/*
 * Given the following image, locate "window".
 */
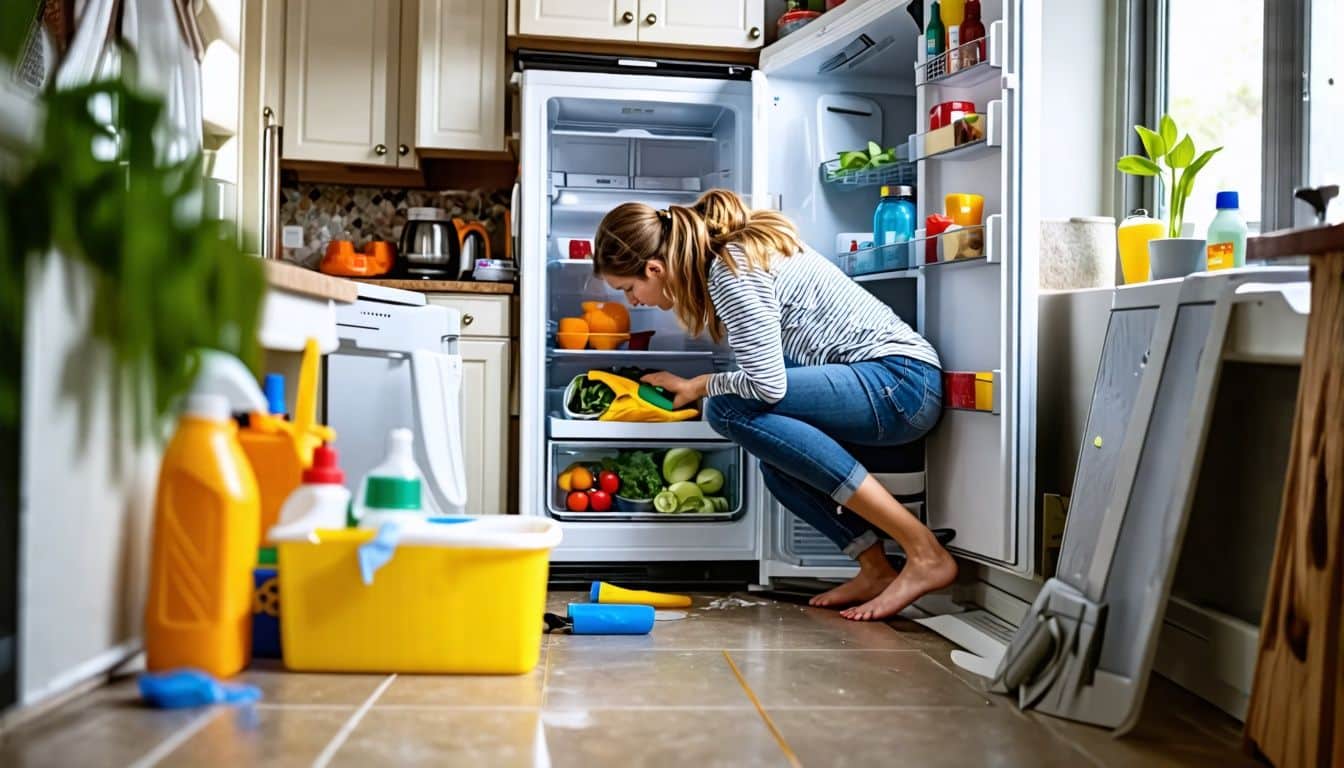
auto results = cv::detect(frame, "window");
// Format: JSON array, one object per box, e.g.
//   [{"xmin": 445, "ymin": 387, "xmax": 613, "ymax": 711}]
[
  {"xmin": 1309, "ymin": 0, "xmax": 1342, "ymax": 222},
  {"xmin": 1164, "ymin": 0, "xmax": 1264, "ymax": 232}
]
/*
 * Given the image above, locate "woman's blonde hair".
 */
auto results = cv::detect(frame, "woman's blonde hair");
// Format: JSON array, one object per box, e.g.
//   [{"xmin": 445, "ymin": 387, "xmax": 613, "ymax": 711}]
[{"xmin": 593, "ymin": 189, "xmax": 802, "ymax": 341}]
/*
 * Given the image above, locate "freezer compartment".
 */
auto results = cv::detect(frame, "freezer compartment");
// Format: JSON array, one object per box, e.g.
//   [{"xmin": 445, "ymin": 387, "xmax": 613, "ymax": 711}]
[{"xmin": 547, "ymin": 441, "xmax": 744, "ymax": 522}]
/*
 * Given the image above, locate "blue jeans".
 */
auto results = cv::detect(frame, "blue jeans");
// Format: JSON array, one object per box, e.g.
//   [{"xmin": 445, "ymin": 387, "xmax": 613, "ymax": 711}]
[{"xmin": 704, "ymin": 356, "xmax": 943, "ymax": 559}]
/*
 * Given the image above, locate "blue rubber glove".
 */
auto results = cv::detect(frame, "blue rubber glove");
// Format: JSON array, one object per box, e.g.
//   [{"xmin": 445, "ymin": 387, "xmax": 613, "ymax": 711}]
[
  {"xmin": 357, "ymin": 521, "xmax": 402, "ymax": 585},
  {"xmin": 138, "ymin": 669, "xmax": 261, "ymax": 709}
]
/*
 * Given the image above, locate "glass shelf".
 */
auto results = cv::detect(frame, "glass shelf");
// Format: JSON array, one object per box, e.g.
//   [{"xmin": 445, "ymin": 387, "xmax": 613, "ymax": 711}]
[{"xmin": 918, "ymin": 138, "xmax": 995, "ymax": 163}]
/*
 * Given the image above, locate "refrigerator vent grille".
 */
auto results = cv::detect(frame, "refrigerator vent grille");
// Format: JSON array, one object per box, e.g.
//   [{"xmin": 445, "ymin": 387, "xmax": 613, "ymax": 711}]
[{"xmin": 786, "ymin": 516, "xmax": 849, "ymax": 564}]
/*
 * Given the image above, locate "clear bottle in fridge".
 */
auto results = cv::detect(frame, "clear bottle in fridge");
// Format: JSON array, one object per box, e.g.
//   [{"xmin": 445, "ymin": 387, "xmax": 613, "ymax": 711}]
[{"xmin": 874, "ymin": 185, "xmax": 917, "ymax": 270}]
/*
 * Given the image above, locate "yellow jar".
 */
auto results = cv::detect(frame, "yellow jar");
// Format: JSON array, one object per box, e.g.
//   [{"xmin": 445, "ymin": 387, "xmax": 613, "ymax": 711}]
[{"xmin": 1117, "ymin": 209, "xmax": 1165, "ymax": 285}]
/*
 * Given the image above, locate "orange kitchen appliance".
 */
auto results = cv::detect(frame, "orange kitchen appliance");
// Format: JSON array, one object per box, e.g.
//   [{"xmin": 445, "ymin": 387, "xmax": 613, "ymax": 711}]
[{"xmin": 320, "ymin": 239, "xmax": 395, "ymax": 277}]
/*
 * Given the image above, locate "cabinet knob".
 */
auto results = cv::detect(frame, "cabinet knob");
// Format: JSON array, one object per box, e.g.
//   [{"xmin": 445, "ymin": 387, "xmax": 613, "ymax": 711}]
[
  {"xmin": 374, "ymin": 143, "xmax": 388, "ymax": 156},
  {"xmin": 621, "ymin": 10, "xmax": 634, "ymax": 23},
  {"xmin": 645, "ymin": 12, "xmax": 657, "ymax": 24},
  {"xmin": 398, "ymin": 144, "xmax": 410, "ymax": 156},
  {"xmin": 749, "ymin": 26, "xmax": 761, "ymax": 39},
  {"xmin": 463, "ymin": 313, "xmax": 475, "ymax": 327}
]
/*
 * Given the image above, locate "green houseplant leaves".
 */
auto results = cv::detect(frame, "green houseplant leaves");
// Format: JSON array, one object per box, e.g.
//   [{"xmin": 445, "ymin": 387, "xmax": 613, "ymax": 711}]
[
  {"xmin": 0, "ymin": 71, "xmax": 265, "ymax": 439},
  {"xmin": 1116, "ymin": 114, "xmax": 1222, "ymax": 238}
]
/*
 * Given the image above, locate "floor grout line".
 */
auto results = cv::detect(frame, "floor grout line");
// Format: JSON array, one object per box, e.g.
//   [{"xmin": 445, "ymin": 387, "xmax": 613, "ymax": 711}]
[
  {"xmin": 721, "ymin": 651, "xmax": 803, "ymax": 768},
  {"xmin": 127, "ymin": 706, "xmax": 223, "ymax": 768},
  {"xmin": 311, "ymin": 674, "xmax": 397, "ymax": 768}
]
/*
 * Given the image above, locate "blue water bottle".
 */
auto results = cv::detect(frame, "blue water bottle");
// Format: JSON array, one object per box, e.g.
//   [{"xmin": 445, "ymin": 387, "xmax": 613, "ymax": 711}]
[{"xmin": 874, "ymin": 185, "xmax": 917, "ymax": 269}]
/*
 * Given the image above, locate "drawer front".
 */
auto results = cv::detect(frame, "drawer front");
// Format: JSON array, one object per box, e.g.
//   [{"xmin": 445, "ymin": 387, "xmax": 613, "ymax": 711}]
[{"xmin": 427, "ymin": 294, "xmax": 511, "ymax": 337}]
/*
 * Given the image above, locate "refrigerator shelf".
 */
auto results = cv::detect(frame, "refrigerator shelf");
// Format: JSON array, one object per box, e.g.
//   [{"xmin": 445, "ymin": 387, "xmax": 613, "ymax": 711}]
[
  {"xmin": 914, "ymin": 21, "xmax": 1004, "ymax": 88},
  {"xmin": 917, "ymin": 138, "xmax": 995, "ymax": 163},
  {"xmin": 548, "ymin": 348, "xmax": 718, "ymax": 361},
  {"xmin": 819, "ymin": 158, "xmax": 916, "ymax": 189},
  {"xmin": 549, "ymin": 416, "xmax": 725, "ymax": 441},
  {"xmin": 844, "ymin": 223, "xmax": 995, "ymax": 278}
]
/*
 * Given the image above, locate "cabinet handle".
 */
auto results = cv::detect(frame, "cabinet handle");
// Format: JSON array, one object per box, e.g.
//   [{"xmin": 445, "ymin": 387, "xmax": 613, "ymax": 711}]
[
  {"xmin": 621, "ymin": 10, "xmax": 634, "ymax": 23},
  {"xmin": 749, "ymin": 26, "xmax": 761, "ymax": 39},
  {"xmin": 463, "ymin": 313, "xmax": 475, "ymax": 327},
  {"xmin": 645, "ymin": 12, "xmax": 657, "ymax": 24},
  {"xmin": 398, "ymin": 144, "xmax": 410, "ymax": 156},
  {"xmin": 374, "ymin": 143, "xmax": 388, "ymax": 156}
]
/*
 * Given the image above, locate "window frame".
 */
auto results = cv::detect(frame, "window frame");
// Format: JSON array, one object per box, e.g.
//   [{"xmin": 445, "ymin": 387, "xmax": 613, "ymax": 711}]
[{"xmin": 1113, "ymin": 0, "xmax": 1313, "ymax": 232}]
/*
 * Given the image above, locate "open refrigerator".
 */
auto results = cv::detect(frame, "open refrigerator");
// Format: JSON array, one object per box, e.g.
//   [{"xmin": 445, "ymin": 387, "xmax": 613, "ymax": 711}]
[{"xmin": 518, "ymin": 0, "xmax": 1041, "ymax": 587}]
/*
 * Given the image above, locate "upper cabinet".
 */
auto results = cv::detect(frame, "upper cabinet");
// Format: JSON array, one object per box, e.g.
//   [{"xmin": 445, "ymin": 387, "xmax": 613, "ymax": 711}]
[
  {"xmin": 282, "ymin": 0, "xmax": 404, "ymax": 166},
  {"xmin": 418, "ymin": 0, "xmax": 506, "ymax": 152},
  {"xmin": 514, "ymin": 0, "xmax": 763, "ymax": 49},
  {"xmin": 517, "ymin": 0, "xmax": 639, "ymax": 42},
  {"xmin": 634, "ymin": 0, "xmax": 764, "ymax": 49}
]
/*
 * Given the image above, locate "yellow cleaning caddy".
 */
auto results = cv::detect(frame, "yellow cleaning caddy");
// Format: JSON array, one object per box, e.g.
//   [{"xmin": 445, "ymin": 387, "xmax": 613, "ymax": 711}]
[{"xmin": 273, "ymin": 516, "xmax": 562, "ymax": 674}]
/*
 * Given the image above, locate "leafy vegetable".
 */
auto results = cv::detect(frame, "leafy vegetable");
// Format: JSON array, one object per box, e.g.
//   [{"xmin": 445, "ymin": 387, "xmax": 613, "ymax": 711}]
[
  {"xmin": 569, "ymin": 375, "xmax": 615, "ymax": 415},
  {"xmin": 830, "ymin": 141, "xmax": 902, "ymax": 180},
  {"xmin": 602, "ymin": 450, "xmax": 662, "ymax": 500}
]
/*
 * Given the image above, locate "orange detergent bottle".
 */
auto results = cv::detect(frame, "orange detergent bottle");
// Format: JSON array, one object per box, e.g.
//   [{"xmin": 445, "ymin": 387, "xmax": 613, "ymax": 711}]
[{"xmin": 146, "ymin": 392, "xmax": 260, "ymax": 676}]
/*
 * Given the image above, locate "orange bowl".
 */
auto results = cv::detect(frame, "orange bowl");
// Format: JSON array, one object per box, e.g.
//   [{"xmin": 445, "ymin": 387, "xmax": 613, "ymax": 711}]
[
  {"xmin": 558, "ymin": 317, "xmax": 588, "ymax": 333},
  {"xmin": 588, "ymin": 333, "xmax": 630, "ymax": 351},
  {"xmin": 556, "ymin": 317, "xmax": 589, "ymax": 350}
]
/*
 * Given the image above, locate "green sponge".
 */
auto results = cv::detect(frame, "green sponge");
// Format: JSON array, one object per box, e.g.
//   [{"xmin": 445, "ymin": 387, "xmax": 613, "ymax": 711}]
[{"xmin": 638, "ymin": 383, "xmax": 677, "ymax": 411}]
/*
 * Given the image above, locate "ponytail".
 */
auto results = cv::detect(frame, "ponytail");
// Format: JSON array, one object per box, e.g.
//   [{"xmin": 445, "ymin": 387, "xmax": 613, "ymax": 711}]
[{"xmin": 593, "ymin": 189, "xmax": 802, "ymax": 341}]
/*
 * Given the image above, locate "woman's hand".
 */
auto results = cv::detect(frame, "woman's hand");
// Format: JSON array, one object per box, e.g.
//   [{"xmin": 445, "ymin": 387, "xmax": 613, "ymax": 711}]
[{"xmin": 641, "ymin": 372, "xmax": 710, "ymax": 409}]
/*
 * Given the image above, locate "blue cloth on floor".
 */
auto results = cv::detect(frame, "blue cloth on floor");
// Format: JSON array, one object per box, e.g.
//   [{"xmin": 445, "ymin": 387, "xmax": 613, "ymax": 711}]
[
  {"xmin": 139, "ymin": 669, "xmax": 261, "ymax": 709},
  {"xmin": 357, "ymin": 521, "xmax": 402, "ymax": 585}
]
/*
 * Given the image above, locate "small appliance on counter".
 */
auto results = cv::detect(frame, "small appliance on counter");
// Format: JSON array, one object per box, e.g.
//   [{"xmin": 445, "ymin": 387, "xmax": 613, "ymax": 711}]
[
  {"xmin": 398, "ymin": 207, "xmax": 492, "ymax": 279},
  {"xmin": 320, "ymin": 239, "xmax": 395, "ymax": 277}
]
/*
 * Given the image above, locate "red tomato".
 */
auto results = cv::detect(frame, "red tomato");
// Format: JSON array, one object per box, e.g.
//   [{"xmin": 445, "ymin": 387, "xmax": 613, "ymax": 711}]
[
  {"xmin": 588, "ymin": 489, "xmax": 613, "ymax": 511},
  {"xmin": 598, "ymin": 470, "xmax": 621, "ymax": 495},
  {"xmin": 566, "ymin": 491, "xmax": 589, "ymax": 512}
]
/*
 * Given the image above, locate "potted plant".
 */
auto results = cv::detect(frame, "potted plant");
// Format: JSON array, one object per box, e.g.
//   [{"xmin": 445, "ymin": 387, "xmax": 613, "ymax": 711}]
[{"xmin": 1116, "ymin": 115, "xmax": 1222, "ymax": 279}]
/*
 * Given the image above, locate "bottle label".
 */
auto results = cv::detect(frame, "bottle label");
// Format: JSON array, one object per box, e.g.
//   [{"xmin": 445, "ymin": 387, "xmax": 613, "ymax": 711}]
[{"xmin": 1207, "ymin": 242, "xmax": 1235, "ymax": 270}]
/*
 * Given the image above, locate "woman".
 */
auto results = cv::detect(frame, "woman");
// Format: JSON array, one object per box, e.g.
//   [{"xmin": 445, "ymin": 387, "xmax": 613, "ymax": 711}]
[{"xmin": 592, "ymin": 189, "xmax": 955, "ymax": 621}]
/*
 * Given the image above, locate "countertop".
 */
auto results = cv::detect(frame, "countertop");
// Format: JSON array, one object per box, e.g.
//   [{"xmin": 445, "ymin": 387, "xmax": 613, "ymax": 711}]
[
  {"xmin": 263, "ymin": 260, "xmax": 358, "ymax": 303},
  {"xmin": 355, "ymin": 278, "xmax": 515, "ymax": 295}
]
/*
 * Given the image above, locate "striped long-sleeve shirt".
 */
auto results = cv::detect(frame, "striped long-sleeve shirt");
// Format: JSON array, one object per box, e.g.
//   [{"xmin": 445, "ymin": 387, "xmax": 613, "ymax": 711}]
[{"xmin": 705, "ymin": 245, "xmax": 940, "ymax": 404}]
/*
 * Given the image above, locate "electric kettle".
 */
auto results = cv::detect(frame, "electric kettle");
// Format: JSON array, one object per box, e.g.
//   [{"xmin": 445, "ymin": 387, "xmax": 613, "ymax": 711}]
[{"xmin": 398, "ymin": 207, "xmax": 491, "ymax": 279}]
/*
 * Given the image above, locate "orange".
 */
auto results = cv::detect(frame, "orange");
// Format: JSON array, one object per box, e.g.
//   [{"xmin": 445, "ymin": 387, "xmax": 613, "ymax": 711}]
[
  {"xmin": 556, "ymin": 317, "xmax": 589, "ymax": 350},
  {"xmin": 601, "ymin": 302, "xmax": 630, "ymax": 333},
  {"xmin": 583, "ymin": 306, "xmax": 619, "ymax": 335},
  {"xmin": 570, "ymin": 467, "xmax": 594, "ymax": 491}
]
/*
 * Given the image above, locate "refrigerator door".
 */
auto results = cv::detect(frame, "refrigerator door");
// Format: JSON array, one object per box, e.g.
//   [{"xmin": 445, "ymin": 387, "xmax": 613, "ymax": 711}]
[
  {"xmin": 918, "ymin": 0, "xmax": 1040, "ymax": 574},
  {"xmin": 519, "ymin": 68, "xmax": 760, "ymax": 563}
]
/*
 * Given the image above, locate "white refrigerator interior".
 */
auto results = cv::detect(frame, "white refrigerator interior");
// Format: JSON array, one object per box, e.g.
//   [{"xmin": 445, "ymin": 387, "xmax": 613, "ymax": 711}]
[{"xmin": 519, "ymin": 0, "xmax": 1041, "ymax": 582}]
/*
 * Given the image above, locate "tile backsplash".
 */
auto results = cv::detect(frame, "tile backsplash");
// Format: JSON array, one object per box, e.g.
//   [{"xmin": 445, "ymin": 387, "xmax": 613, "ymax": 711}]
[{"xmin": 279, "ymin": 183, "xmax": 511, "ymax": 269}]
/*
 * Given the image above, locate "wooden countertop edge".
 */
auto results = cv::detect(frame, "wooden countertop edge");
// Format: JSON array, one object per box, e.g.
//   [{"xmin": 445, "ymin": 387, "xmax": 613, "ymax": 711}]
[
  {"xmin": 1247, "ymin": 222, "xmax": 1344, "ymax": 261},
  {"xmin": 263, "ymin": 260, "xmax": 358, "ymax": 303},
  {"xmin": 355, "ymin": 278, "xmax": 516, "ymax": 295}
]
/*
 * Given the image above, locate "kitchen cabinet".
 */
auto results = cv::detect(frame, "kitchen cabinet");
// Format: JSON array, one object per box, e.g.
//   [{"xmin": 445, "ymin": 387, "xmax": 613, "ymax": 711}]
[
  {"xmin": 635, "ymin": 0, "xmax": 764, "ymax": 49},
  {"xmin": 513, "ymin": 0, "xmax": 763, "ymax": 49},
  {"xmin": 282, "ymin": 0, "xmax": 409, "ymax": 167},
  {"xmin": 418, "ymin": 0, "xmax": 506, "ymax": 151},
  {"xmin": 427, "ymin": 294, "xmax": 513, "ymax": 516},
  {"xmin": 516, "ymin": 0, "xmax": 639, "ymax": 42}
]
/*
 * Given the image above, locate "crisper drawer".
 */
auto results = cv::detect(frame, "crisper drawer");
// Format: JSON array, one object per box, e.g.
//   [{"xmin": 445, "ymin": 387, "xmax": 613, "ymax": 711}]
[{"xmin": 547, "ymin": 441, "xmax": 745, "ymax": 523}]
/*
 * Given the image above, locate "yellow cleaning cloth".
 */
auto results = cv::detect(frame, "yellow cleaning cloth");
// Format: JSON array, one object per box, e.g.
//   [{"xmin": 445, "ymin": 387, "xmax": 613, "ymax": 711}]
[{"xmin": 586, "ymin": 370, "xmax": 700, "ymax": 423}]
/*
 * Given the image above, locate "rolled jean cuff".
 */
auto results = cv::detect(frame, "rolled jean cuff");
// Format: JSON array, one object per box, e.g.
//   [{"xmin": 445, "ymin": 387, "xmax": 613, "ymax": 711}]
[
  {"xmin": 830, "ymin": 462, "xmax": 868, "ymax": 505},
  {"xmin": 842, "ymin": 530, "xmax": 880, "ymax": 559}
]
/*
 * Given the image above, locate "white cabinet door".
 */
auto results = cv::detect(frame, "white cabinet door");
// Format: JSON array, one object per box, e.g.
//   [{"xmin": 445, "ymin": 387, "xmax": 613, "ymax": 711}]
[
  {"xmin": 459, "ymin": 338, "xmax": 511, "ymax": 515},
  {"xmin": 636, "ymin": 0, "xmax": 764, "ymax": 49},
  {"xmin": 517, "ymin": 0, "xmax": 639, "ymax": 41},
  {"xmin": 418, "ymin": 0, "xmax": 505, "ymax": 151},
  {"xmin": 282, "ymin": 0, "xmax": 401, "ymax": 165}
]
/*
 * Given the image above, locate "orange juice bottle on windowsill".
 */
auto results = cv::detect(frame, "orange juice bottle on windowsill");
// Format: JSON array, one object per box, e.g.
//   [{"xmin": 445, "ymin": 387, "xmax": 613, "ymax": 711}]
[{"xmin": 1117, "ymin": 208, "xmax": 1164, "ymax": 284}]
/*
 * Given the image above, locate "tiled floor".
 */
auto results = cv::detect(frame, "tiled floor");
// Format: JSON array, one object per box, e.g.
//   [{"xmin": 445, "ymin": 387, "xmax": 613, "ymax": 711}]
[{"xmin": 0, "ymin": 593, "xmax": 1256, "ymax": 767}]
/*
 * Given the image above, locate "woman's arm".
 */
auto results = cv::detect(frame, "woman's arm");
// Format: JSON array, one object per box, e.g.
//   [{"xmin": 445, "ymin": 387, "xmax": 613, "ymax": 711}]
[{"xmin": 703, "ymin": 261, "xmax": 788, "ymax": 404}]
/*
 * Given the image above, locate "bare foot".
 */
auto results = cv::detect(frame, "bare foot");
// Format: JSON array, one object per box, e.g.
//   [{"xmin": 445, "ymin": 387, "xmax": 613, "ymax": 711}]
[
  {"xmin": 840, "ymin": 548, "xmax": 957, "ymax": 621},
  {"xmin": 809, "ymin": 544, "xmax": 898, "ymax": 608}
]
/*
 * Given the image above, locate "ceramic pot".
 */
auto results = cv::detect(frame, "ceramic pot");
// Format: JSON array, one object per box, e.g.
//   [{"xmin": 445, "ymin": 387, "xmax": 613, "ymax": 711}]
[{"xmin": 1148, "ymin": 237, "xmax": 1206, "ymax": 280}]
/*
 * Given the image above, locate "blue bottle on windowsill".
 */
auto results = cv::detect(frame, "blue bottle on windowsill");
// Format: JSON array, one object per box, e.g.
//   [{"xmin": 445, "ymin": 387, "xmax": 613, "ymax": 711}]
[{"xmin": 874, "ymin": 185, "xmax": 917, "ymax": 270}]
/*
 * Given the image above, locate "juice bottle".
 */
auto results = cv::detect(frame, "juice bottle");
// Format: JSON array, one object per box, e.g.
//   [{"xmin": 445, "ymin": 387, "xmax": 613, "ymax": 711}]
[
  {"xmin": 1205, "ymin": 191, "xmax": 1247, "ymax": 270},
  {"xmin": 959, "ymin": 0, "xmax": 986, "ymax": 67},
  {"xmin": 145, "ymin": 393, "xmax": 260, "ymax": 677},
  {"xmin": 1117, "ymin": 208, "xmax": 1164, "ymax": 285},
  {"xmin": 941, "ymin": 0, "xmax": 966, "ymax": 73}
]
